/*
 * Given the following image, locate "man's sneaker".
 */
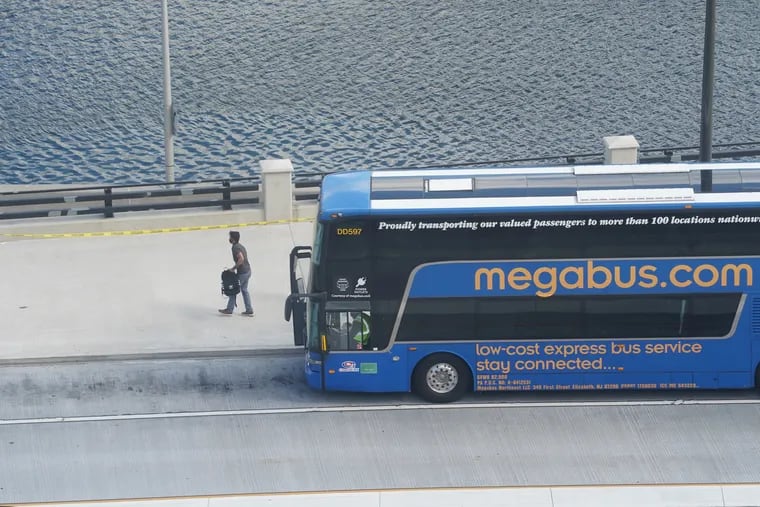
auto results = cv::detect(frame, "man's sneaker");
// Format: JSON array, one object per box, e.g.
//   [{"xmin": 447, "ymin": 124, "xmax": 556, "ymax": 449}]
[
  {"xmin": 242, "ymin": 310, "xmax": 254, "ymax": 317},
  {"xmin": 218, "ymin": 309, "xmax": 233, "ymax": 315}
]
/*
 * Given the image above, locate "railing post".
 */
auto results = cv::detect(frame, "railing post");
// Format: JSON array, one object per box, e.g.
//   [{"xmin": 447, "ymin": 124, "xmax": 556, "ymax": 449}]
[
  {"xmin": 699, "ymin": 0, "xmax": 716, "ymax": 192},
  {"xmin": 603, "ymin": 135, "xmax": 640, "ymax": 165},
  {"xmin": 260, "ymin": 159, "xmax": 294, "ymax": 221},
  {"xmin": 222, "ymin": 180, "xmax": 232, "ymax": 210},
  {"xmin": 104, "ymin": 187, "xmax": 114, "ymax": 218}
]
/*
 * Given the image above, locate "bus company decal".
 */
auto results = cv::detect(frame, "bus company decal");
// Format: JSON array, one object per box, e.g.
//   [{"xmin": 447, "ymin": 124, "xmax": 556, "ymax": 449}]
[
  {"xmin": 474, "ymin": 340, "xmax": 703, "ymax": 392},
  {"xmin": 354, "ymin": 276, "xmax": 369, "ymax": 296},
  {"xmin": 360, "ymin": 362, "xmax": 378, "ymax": 374},
  {"xmin": 376, "ymin": 212, "xmax": 760, "ymax": 234},
  {"xmin": 339, "ymin": 360, "xmax": 359, "ymax": 373},
  {"xmin": 332, "ymin": 274, "xmax": 371, "ymax": 299},
  {"xmin": 408, "ymin": 257, "xmax": 756, "ymax": 298}
]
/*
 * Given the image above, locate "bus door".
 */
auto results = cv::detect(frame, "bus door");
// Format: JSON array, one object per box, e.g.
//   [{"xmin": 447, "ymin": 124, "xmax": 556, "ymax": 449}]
[{"xmin": 287, "ymin": 246, "xmax": 312, "ymax": 346}]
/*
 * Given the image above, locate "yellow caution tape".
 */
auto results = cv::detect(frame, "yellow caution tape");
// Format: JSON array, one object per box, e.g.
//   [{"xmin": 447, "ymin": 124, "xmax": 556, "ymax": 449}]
[{"xmin": 1, "ymin": 217, "xmax": 313, "ymax": 238}]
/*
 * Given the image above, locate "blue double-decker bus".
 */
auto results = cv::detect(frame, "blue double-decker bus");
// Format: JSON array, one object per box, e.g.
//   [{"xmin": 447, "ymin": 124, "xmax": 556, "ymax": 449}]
[{"xmin": 285, "ymin": 162, "xmax": 760, "ymax": 402}]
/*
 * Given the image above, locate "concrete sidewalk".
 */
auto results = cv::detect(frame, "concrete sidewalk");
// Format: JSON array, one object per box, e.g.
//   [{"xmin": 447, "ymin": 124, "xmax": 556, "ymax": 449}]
[
  {"xmin": 19, "ymin": 484, "xmax": 760, "ymax": 507},
  {"xmin": 0, "ymin": 216, "xmax": 313, "ymax": 361}
]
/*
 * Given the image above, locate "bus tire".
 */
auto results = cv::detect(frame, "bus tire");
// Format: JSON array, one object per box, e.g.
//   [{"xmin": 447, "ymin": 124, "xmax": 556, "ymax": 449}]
[
  {"xmin": 755, "ymin": 363, "xmax": 760, "ymax": 390},
  {"xmin": 412, "ymin": 353, "xmax": 471, "ymax": 403}
]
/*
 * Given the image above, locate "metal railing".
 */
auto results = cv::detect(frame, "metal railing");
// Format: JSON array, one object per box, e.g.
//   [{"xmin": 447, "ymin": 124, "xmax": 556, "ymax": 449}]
[
  {"xmin": 2, "ymin": 141, "xmax": 758, "ymax": 221},
  {"xmin": 0, "ymin": 177, "xmax": 322, "ymax": 221}
]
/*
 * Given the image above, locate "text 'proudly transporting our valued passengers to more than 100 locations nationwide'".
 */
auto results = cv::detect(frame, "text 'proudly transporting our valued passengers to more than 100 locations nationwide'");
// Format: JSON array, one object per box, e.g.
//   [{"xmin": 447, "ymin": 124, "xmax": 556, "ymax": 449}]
[{"xmin": 376, "ymin": 213, "xmax": 760, "ymax": 232}]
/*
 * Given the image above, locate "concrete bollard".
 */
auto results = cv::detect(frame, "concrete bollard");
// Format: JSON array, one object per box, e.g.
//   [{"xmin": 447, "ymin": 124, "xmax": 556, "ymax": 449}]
[
  {"xmin": 603, "ymin": 135, "xmax": 640, "ymax": 165},
  {"xmin": 259, "ymin": 158, "xmax": 294, "ymax": 221}
]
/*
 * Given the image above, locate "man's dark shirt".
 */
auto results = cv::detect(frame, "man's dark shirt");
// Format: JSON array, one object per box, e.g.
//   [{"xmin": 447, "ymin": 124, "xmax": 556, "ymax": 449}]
[{"xmin": 231, "ymin": 243, "xmax": 251, "ymax": 274}]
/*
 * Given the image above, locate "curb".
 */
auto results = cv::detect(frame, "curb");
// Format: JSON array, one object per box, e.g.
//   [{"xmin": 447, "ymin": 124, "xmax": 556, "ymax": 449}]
[{"xmin": 0, "ymin": 347, "xmax": 302, "ymax": 367}]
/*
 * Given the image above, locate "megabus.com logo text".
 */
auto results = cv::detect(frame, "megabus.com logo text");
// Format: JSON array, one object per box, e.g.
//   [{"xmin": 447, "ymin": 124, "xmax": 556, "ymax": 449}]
[{"xmin": 474, "ymin": 260, "xmax": 753, "ymax": 298}]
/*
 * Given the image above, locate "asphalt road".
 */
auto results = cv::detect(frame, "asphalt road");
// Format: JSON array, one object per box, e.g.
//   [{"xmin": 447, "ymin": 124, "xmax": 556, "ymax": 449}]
[{"xmin": 2, "ymin": 353, "xmax": 760, "ymax": 503}]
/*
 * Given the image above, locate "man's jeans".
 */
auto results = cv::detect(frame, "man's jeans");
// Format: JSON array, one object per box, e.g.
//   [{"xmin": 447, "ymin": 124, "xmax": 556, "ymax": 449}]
[{"xmin": 226, "ymin": 270, "xmax": 252, "ymax": 313}]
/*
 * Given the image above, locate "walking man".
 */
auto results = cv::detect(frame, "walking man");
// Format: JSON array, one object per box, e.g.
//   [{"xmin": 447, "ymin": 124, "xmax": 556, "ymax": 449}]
[{"xmin": 219, "ymin": 230, "xmax": 254, "ymax": 316}]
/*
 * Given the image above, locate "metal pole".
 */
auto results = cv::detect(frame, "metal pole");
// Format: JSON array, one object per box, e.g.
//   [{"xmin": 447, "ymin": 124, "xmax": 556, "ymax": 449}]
[
  {"xmin": 161, "ymin": 0, "xmax": 176, "ymax": 183},
  {"xmin": 699, "ymin": 0, "xmax": 716, "ymax": 192}
]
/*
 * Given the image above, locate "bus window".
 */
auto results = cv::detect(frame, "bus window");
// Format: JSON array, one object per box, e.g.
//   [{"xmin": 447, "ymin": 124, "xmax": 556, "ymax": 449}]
[
  {"xmin": 366, "ymin": 298, "xmax": 396, "ymax": 350},
  {"xmin": 326, "ymin": 309, "xmax": 373, "ymax": 351},
  {"xmin": 326, "ymin": 310, "xmax": 350, "ymax": 350},
  {"xmin": 685, "ymin": 294, "xmax": 741, "ymax": 337},
  {"xmin": 307, "ymin": 299, "xmax": 322, "ymax": 351},
  {"xmin": 396, "ymin": 294, "xmax": 743, "ymax": 342},
  {"xmin": 312, "ymin": 221, "xmax": 324, "ymax": 266},
  {"xmin": 397, "ymin": 298, "xmax": 475, "ymax": 341}
]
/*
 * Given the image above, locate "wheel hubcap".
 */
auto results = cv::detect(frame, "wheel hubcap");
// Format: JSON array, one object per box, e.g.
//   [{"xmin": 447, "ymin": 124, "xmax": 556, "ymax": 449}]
[{"xmin": 426, "ymin": 362, "xmax": 459, "ymax": 394}]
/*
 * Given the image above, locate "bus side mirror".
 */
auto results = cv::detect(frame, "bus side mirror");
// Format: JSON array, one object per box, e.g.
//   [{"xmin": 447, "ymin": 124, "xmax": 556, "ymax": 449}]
[
  {"xmin": 284, "ymin": 294, "xmax": 300, "ymax": 321},
  {"xmin": 285, "ymin": 294, "xmax": 300, "ymax": 322},
  {"xmin": 284, "ymin": 292, "xmax": 325, "ymax": 321},
  {"xmin": 284, "ymin": 295, "xmax": 294, "ymax": 321}
]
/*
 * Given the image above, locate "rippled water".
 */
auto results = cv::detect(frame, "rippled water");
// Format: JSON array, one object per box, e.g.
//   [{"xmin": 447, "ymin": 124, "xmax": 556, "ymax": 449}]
[{"xmin": 1, "ymin": 0, "xmax": 758, "ymax": 184}]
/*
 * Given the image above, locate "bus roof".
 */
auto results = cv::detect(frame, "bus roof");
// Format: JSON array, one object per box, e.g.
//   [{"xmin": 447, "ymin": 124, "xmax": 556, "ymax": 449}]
[{"xmin": 318, "ymin": 162, "xmax": 760, "ymax": 220}]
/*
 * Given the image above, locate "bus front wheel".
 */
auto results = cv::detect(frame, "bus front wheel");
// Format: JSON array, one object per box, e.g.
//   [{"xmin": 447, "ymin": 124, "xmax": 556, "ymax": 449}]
[{"xmin": 413, "ymin": 353, "xmax": 471, "ymax": 403}]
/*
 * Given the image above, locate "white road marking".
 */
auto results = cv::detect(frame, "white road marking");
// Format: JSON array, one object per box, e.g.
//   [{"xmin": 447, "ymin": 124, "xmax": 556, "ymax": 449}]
[{"xmin": 1, "ymin": 398, "xmax": 759, "ymax": 426}]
